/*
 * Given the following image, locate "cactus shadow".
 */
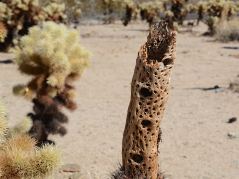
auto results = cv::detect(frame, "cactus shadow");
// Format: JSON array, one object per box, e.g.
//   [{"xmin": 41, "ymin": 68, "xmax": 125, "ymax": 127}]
[
  {"xmin": 222, "ymin": 46, "xmax": 239, "ymax": 50},
  {"xmin": 0, "ymin": 59, "xmax": 13, "ymax": 64}
]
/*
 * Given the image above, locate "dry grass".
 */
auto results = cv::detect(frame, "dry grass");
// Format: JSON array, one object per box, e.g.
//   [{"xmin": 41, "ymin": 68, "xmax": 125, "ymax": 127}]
[{"xmin": 215, "ymin": 18, "xmax": 239, "ymax": 42}]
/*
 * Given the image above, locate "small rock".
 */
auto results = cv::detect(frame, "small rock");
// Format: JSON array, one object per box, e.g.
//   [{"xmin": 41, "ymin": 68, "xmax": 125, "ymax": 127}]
[
  {"xmin": 227, "ymin": 117, "xmax": 237, "ymax": 123},
  {"xmin": 227, "ymin": 132, "xmax": 238, "ymax": 139},
  {"xmin": 60, "ymin": 164, "xmax": 81, "ymax": 173}
]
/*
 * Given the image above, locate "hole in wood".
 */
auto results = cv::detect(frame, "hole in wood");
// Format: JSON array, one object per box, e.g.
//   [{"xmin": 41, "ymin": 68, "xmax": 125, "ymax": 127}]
[
  {"xmin": 163, "ymin": 58, "xmax": 173, "ymax": 66},
  {"xmin": 141, "ymin": 119, "xmax": 152, "ymax": 128},
  {"xmin": 139, "ymin": 87, "xmax": 153, "ymax": 98},
  {"xmin": 131, "ymin": 154, "xmax": 144, "ymax": 164}
]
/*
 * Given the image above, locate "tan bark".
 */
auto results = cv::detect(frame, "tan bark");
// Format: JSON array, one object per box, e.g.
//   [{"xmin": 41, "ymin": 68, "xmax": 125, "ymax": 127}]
[{"xmin": 122, "ymin": 21, "xmax": 176, "ymax": 179}]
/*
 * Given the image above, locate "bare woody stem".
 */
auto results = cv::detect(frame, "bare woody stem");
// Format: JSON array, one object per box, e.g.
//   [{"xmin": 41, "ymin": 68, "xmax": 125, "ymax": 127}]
[{"xmin": 122, "ymin": 21, "xmax": 176, "ymax": 179}]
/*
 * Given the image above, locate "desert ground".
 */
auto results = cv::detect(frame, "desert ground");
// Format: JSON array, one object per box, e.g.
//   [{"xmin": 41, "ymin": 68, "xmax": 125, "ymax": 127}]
[{"xmin": 0, "ymin": 21, "xmax": 239, "ymax": 179}]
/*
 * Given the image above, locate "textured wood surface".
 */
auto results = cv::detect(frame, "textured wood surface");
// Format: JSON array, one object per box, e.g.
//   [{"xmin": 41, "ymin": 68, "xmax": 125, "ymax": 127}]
[{"xmin": 122, "ymin": 21, "xmax": 176, "ymax": 179}]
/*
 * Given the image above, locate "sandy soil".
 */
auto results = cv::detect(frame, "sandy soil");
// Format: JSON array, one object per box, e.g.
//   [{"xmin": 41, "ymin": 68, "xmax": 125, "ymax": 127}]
[{"xmin": 0, "ymin": 22, "xmax": 239, "ymax": 179}]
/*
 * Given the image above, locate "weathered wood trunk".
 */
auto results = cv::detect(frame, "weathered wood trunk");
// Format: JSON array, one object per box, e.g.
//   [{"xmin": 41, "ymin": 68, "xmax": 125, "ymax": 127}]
[{"xmin": 122, "ymin": 21, "xmax": 176, "ymax": 179}]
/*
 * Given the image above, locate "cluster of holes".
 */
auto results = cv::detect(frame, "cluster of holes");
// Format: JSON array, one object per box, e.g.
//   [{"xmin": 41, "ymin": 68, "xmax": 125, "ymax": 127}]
[{"xmin": 124, "ymin": 62, "xmax": 172, "ymax": 173}]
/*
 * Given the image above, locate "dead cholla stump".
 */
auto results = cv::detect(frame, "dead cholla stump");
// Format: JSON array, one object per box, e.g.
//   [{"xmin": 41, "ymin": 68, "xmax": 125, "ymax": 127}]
[{"xmin": 120, "ymin": 21, "xmax": 176, "ymax": 179}]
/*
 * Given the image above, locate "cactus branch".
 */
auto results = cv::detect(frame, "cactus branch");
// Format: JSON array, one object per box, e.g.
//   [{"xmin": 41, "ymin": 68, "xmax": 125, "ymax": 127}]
[{"xmin": 121, "ymin": 21, "xmax": 176, "ymax": 179}]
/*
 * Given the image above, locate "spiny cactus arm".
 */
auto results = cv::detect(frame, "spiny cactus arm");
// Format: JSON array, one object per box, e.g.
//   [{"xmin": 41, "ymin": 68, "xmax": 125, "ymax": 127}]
[
  {"xmin": 28, "ymin": 144, "xmax": 61, "ymax": 178},
  {"xmin": 7, "ymin": 117, "xmax": 32, "ymax": 137},
  {"xmin": 2, "ymin": 134, "xmax": 36, "ymax": 152},
  {"xmin": 121, "ymin": 21, "xmax": 176, "ymax": 179},
  {"xmin": 0, "ymin": 143, "xmax": 60, "ymax": 179},
  {"xmin": 0, "ymin": 101, "xmax": 60, "ymax": 178},
  {"xmin": 14, "ymin": 21, "xmax": 90, "ymax": 91},
  {"xmin": 0, "ymin": 22, "xmax": 7, "ymax": 43}
]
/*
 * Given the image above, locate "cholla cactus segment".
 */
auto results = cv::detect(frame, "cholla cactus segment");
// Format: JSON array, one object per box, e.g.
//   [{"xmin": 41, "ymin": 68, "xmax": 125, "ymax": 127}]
[
  {"xmin": 31, "ymin": 144, "xmax": 61, "ymax": 177},
  {"xmin": 0, "ymin": 2, "xmax": 9, "ymax": 20},
  {"xmin": 12, "ymin": 84, "xmax": 33, "ymax": 99},
  {"xmin": 14, "ymin": 21, "xmax": 90, "ymax": 91},
  {"xmin": 0, "ymin": 101, "xmax": 60, "ymax": 179},
  {"xmin": 3, "ymin": 134, "xmax": 36, "ymax": 152},
  {"xmin": 8, "ymin": 117, "xmax": 32, "ymax": 137},
  {"xmin": 0, "ymin": 143, "xmax": 60, "ymax": 179},
  {"xmin": 44, "ymin": 2, "xmax": 66, "ymax": 22},
  {"xmin": 0, "ymin": 22, "xmax": 7, "ymax": 43}
]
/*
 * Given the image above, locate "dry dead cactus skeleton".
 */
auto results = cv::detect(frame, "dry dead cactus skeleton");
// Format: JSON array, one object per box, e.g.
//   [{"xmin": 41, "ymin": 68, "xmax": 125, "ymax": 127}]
[{"xmin": 114, "ymin": 21, "xmax": 176, "ymax": 179}]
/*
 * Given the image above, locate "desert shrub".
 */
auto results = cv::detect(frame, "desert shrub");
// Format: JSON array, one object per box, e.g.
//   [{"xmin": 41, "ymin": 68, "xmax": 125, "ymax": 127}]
[
  {"xmin": 13, "ymin": 21, "xmax": 90, "ymax": 145},
  {"xmin": 215, "ymin": 18, "xmax": 239, "ymax": 42},
  {"xmin": 0, "ymin": 100, "xmax": 60, "ymax": 179}
]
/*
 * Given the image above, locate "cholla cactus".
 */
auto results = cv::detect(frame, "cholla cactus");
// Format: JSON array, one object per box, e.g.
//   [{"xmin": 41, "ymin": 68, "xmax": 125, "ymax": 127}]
[
  {"xmin": 0, "ymin": 22, "xmax": 7, "ymax": 44},
  {"xmin": 196, "ymin": 0, "xmax": 239, "ymax": 35},
  {"xmin": 59, "ymin": 0, "xmax": 82, "ymax": 23},
  {"xmin": 7, "ymin": 117, "xmax": 32, "ymax": 138},
  {"xmin": 0, "ymin": 0, "xmax": 67, "ymax": 51},
  {"xmin": 0, "ymin": 101, "xmax": 60, "ymax": 179},
  {"xmin": 43, "ymin": 1, "xmax": 66, "ymax": 23},
  {"xmin": 122, "ymin": 0, "xmax": 136, "ymax": 26},
  {"xmin": 169, "ymin": 0, "xmax": 189, "ymax": 25},
  {"xmin": 139, "ymin": 1, "xmax": 164, "ymax": 26},
  {"xmin": 13, "ymin": 21, "xmax": 90, "ymax": 145},
  {"xmin": 97, "ymin": 0, "xmax": 134, "ymax": 24}
]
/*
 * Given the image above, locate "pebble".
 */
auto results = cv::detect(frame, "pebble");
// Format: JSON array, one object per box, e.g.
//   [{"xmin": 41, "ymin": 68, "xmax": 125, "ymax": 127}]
[
  {"xmin": 227, "ymin": 117, "xmax": 237, "ymax": 124},
  {"xmin": 227, "ymin": 132, "xmax": 238, "ymax": 139}
]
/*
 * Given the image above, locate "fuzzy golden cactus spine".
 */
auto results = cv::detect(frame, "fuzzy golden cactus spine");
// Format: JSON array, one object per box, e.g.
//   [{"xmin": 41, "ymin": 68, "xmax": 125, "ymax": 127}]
[
  {"xmin": 116, "ymin": 21, "xmax": 176, "ymax": 179},
  {"xmin": 0, "ymin": 101, "xmax": 60, "ymax": 179},
  {"xmin": 13, "ymin": 21, "xmax": 90, "ymax": 145},
  {"xmin": 0, "ymin": 22, "xmax": 7, "ymax": 43}
]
